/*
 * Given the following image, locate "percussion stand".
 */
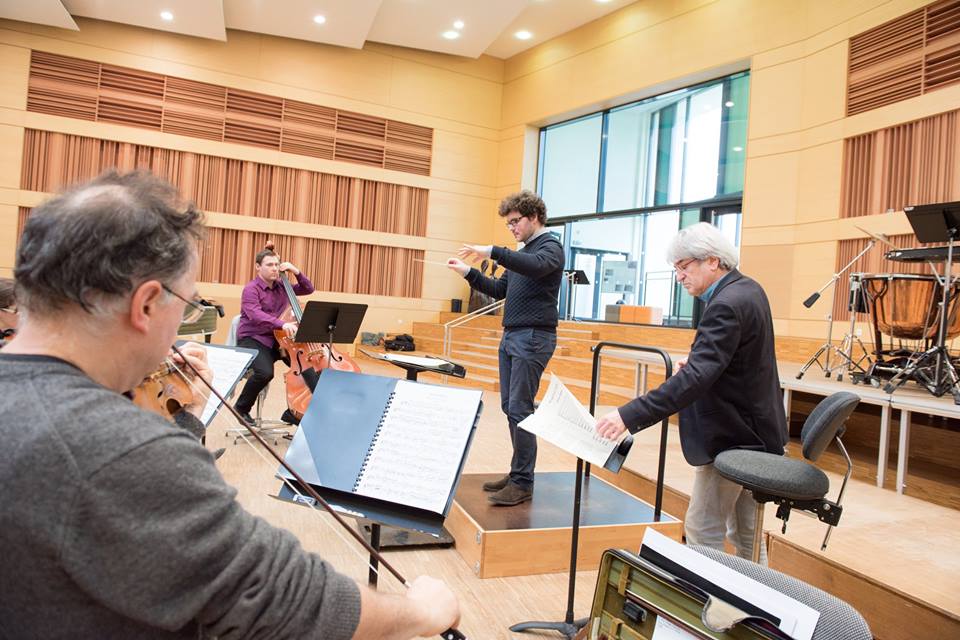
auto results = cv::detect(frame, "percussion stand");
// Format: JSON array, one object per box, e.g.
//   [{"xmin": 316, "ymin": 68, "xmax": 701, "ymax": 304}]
[
  {"xmin": 797, "ymin": 240, "xmax": 877, "ymax": 380},
  {"xmin": 884, "ymin": 237, "xmax": 960, "ymax": 403},
  {"xmin": 836, "ymin": 274, "xmax": 873, "ymax": 383}
]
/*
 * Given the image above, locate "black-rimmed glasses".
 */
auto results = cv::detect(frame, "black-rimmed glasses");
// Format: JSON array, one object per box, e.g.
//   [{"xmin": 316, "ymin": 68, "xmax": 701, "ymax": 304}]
[{"xmin": 161, "ymin": 284, "xmax": 207, "ymax": 323}]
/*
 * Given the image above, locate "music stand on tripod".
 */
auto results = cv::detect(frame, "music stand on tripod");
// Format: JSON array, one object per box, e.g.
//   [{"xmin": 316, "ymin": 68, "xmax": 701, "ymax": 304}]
[
  {"xmin": 563, "ymin": 269, "xmax": 590, "ymax": 321},
  {"xmin": 883, "ymin": 201, "xmax": 960, "ymax": 403}
]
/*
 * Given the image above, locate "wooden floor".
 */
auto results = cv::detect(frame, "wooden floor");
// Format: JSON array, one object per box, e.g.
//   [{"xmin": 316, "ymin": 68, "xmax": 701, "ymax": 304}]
[{"xmin": 204, "ymin": 358, "xmax": 960, "ymax": 639}]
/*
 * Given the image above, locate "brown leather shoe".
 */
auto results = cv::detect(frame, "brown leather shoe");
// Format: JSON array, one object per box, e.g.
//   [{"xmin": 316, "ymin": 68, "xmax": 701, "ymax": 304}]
[
  {"xmin": 488, "ymin": 482, "xmax": 533, "ymax": 506},
  {"xmin": 482, "ymin": 474, "xmax": 511, "ymax": 492}
]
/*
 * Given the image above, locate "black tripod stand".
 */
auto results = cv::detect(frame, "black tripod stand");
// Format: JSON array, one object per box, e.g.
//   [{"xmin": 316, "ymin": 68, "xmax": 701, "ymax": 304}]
[
  {"xmin": 509, "ymin": 343, "xmax": 671, "ymax": 638},
  {"xmin": 883, "ymin": 202, "xmax": 960, "ymax": 404}
]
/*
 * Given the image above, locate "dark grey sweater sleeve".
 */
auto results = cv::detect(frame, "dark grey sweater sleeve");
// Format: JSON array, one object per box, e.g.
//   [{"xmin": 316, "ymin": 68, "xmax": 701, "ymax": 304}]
[
  {"xmin": 59, "ymin": 432, "xmax": 361, "ymax": 639},
  {"xmin": 491, "ymin": 239, "xmax": 564, "ymax": 279},
  {"xmin": 465, "ymin": 267, "xmax": 509, "ymax": 300}
]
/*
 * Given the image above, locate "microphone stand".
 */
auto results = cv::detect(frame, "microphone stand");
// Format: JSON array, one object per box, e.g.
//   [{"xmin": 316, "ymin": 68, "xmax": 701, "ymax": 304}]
[{"xmin": 796, "ymin": 239, "xmax": 876, "ymax": 380}]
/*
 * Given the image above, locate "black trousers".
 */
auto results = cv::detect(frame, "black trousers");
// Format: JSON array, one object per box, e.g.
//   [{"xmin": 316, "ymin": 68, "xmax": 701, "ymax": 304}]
[
  {"xmin": 498, "ymin": 327, "xmax": 557, "ymax": 489},
  {"xmin": 234, "ymin": 337, "xmax": 283, "ymax": 415}
]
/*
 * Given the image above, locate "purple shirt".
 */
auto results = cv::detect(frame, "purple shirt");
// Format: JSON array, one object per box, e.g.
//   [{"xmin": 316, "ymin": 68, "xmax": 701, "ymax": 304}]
[{"xmin": 237, "ymin": 273, "xmax": 315, "ymax": 348}]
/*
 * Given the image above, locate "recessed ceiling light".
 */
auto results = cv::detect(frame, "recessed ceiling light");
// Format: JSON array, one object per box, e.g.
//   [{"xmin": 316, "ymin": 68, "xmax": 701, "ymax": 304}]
[
  {"xmin": 724, "ymin": 100, "xmax": 735, "ymax": 107},
  {"xmin": 515, "ymin": 30, "xmax": 533, "ymax": 40},
  {"xmin": 442, "ymin": 30, "xmax": 460, "ymax": 40},
  {"xmin": 733, "ymin": 146, "xmax": 743, "ymax": 152},
  {"xmin": 595, "ymin": 0, "xmax": 614, "ymax": 3},
  {"xmin": 160, "ymin": 10, "xmax": 173, "ymax": 21},
  {"xmin": 453, "ymin": 20, "xmax": 464, "ymax": 30},
  {"xmin": 313, "ymin": 15, "xmax": 326, "ymax": 25}
]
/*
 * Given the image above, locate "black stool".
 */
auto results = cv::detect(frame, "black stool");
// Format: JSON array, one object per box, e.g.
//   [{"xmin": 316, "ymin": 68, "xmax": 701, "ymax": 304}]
[{"xmin": 714, "ymin": 392, "xmax": 860, "ymax": 563}]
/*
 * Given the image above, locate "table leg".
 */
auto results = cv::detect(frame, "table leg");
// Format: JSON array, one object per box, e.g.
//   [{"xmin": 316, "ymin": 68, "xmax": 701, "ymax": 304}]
[
  {"xmin": 877, "ymin": 403, "xmax": 891, "ymax": 488},
  {"xmin": 896, "ymin": 409, "xmax": 911, "ymax": 494}
]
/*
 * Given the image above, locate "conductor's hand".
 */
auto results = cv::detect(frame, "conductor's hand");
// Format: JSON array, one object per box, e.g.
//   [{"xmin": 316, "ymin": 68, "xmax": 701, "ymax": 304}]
[
  {"xmin": 596, "ymin": 409, "xmax": 628, "ymax": 441},
  {"xmin": 281, "ymin": 321, "xmax": 298, "ymax": 338},
  {"xmin": 406, "ymin": 576, "xmax": 460, "ymax": 637},
  {"xmin": 675, "ymin": 358, "xmax": 687, "ymax": 371},
  {"xmin": 278, "ymin": 261, "xmax": 300, "ymax": 276},
  {"xmin": 172, "ymin": 342, "xmax": 211, "ymax": 418},
  {"xmin": 456, "ymin": 244, "xmax": 492, "ymax": 263},
  {"xmin": 446, "ymin": 257, "xmax": 470, "ymax": 277}
]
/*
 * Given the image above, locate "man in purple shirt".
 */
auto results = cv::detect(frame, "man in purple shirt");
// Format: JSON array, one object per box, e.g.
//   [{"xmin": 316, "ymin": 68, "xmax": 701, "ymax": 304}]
[{"xmin": 234, "ymin": 245, "xmax": 314, "ymax": 425}]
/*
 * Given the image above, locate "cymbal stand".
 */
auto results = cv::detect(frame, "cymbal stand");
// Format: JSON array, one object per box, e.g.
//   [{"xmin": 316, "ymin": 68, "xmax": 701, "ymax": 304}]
[
  {"xmin": 883, "ymin": 237, "xmax": 960, "ymax": 403},
  {"xmin": 797, "ymin": 240, "xmax": 876, "ymax": 380}
]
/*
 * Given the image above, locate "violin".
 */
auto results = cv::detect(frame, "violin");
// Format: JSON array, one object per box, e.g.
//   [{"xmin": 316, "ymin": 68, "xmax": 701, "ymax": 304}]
[
  {"xmin": 130, "ymin": 360, "xmax": 195, "ymax": 420},
  {"xmin": 271, "ymin": 257, "xmax": 361, "ymax": 421}
]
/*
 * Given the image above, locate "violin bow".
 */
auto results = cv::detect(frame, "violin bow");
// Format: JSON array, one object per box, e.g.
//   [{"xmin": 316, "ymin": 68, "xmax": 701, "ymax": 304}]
[{"xmin": 169, "ymin": 344, "xmax": 466, "ymax": 640}]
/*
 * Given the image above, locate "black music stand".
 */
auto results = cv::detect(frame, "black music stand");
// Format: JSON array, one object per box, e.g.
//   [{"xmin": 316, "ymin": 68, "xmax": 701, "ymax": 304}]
[
  {"xmin": 510, "ymin": 343, "xmax": 672, "ymax": 639},
  {"xmin": 563, "ymin": 269, "xmax": 590, "ymax": 321},
  {"xmin": 884, "ymin": 202, "xmax": 960, "ymax": 402},
  {"xmin": 296, "ymin": 301, "xmax": 367, "ymax": 347}
]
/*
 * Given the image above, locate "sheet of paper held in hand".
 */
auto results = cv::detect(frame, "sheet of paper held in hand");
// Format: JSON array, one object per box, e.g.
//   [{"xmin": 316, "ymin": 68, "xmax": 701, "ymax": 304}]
[{"xmin": 518, "ymin": 373, "xmax": 623, "ymax": 467}]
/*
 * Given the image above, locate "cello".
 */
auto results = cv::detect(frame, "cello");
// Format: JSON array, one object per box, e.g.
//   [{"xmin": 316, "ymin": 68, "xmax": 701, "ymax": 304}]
[{"xmin": 273, "ymin": 260, "xmax": 360, "ymax": 420}]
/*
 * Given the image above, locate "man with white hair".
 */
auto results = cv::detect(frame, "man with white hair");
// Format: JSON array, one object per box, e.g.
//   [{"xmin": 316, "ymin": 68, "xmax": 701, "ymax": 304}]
[{"xmin": 596, "ymin": 222, "xmax": 787, "ymax": 562}]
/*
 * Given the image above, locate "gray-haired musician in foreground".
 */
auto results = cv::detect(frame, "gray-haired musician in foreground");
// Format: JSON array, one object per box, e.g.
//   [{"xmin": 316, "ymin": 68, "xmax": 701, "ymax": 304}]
[
  {"xmin": 0, "ymin": 170, "xmax": 459, "ymax": 639},
  {"xmin": 595, "ymin": 222, "xmax": 787, "ymax": 562}
]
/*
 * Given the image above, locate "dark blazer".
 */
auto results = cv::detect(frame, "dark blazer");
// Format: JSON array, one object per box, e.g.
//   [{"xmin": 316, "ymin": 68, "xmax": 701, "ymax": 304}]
[{"xmin": 617, "ymin": 270, "xmax": 787, "ymax": 465}]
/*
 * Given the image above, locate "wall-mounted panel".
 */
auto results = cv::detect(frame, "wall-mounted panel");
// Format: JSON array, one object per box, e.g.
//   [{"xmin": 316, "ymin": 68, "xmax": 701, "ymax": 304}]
[
  {"xmin": 840, "ymin": 109, "xmax": 960, "ymax": 218},
  {"xmin": 847, "ymin": 1, "xmax": 960, "ymax": 115},
  {"xmin": 26, "ymin": 51, "xmax": 434, "ymax": 176},
  {"xmin": 21, "ymin": 130, "xmax": 428, "ymax": 237}
]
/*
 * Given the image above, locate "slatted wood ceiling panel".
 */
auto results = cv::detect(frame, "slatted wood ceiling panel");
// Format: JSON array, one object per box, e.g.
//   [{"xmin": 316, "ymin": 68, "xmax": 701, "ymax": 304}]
[
  {"xmin": 26, "ymin": 51, "xmax": 433, "ymax": 176},
  {"xmin": 847, "ymin": 1, "xmax": 960, "ymax": 115},
  {"xmin": 21, "ymin": 130, "xmax": 428, "ymax": 237},
  {"xmin": 832, "ymin": 234, "xmax": 943, "ymax": 322},
  {"xmin": 839, "ymin": 109, "xmax": 960, "ymax": 218},
  {"xmin": 16, "ymin": 207, "xmax": 424, "ymax": 298}
]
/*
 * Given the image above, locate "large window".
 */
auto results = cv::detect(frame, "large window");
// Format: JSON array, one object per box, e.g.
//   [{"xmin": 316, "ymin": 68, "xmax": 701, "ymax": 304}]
[{"xmin": 540, "ymin": 71, "xmax": 749, "ymax": 327}]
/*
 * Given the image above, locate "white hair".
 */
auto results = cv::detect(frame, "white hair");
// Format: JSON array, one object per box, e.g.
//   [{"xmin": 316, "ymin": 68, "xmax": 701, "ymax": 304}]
[{"xmin": 666, "ymin": 222, "xmax": 739, "ymax": 270}]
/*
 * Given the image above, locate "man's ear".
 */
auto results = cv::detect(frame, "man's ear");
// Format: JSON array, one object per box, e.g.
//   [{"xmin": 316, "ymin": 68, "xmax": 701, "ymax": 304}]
[{"xmin": 129, "ymin": 280, "xmax": 164, "ymax": 334}]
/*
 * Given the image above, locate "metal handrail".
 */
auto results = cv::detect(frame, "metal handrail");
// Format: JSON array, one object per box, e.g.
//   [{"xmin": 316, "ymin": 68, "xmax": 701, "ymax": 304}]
[{"xmin": 442, "ymin": 299, "xmax": 505, "ymax": 359}]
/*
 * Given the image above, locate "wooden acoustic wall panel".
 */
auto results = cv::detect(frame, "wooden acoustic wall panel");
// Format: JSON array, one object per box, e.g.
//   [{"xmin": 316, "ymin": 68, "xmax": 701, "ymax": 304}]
[
  {"xmin": 162, "ymin": 77, "xmax": 226, "ymax": 141},
  {"xmin": 96, "ymin": 64, "xmax": 164, "ymax": 130},
  {"xmin": 847, "ymin": 1, "xmax": 960, "ymax": 115},
  {"xmin": 20, "ymin": 130, "xmax": 428, "ymax": 237},
  {"xmin": 839, "ymin": 109, "xmax": 960, "ymax": 218},
  {"xmin": 16, "ymin": 208, "xmax": 424, "ymax": 298},
  {"xmin": 831, "ymin": 233, "xmax": 935, "ymax": 322},
  {"xmin": 26, "ymin": 51, "xmax": 433, "ymax": 176},
  {"xmin": 197, "ymin": 228, "xmax": 423, "ymax": 297}
]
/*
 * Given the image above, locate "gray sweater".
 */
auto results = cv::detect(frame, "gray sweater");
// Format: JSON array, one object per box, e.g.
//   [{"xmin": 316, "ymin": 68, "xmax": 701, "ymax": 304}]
[{"xmin": 0, "ymin": 354, "xmax": 360, "ymax": 639}]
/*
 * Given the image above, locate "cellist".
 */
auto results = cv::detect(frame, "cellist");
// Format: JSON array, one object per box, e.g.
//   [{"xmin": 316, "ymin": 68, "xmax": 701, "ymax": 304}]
[{"xmin": 234, "ymin": 243, "xmax": 313, "ymax": 426}]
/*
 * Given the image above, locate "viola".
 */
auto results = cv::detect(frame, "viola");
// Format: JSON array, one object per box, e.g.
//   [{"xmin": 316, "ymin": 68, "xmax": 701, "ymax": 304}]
[
  {"xmin": 273, "ymin": 268, "xmax": 360, "ymax": 420},
  {"xmin": 130, "ymin": 360, "xmax": 195, "ymax": 420}
]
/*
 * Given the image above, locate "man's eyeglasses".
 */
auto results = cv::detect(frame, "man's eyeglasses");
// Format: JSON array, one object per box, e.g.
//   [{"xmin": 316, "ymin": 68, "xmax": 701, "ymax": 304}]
[
  {"xmin": 161, "ymin": 284, "xmax": 207, "ymax": 323},
  {"xmin": 673, "ymin": 258, "xmax": 699, "ymax": 276},
  {"xmin": 0, "ymin": 307, "xmax": 15, "ymax": 315},
  {"xmin": 505, "ymin": 216, "xmax": 525, "ymax": 229}
]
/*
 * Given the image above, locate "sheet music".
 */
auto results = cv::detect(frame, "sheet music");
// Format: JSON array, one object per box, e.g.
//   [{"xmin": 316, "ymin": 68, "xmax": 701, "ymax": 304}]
[
  {"xmin": 359, "ymin": 349, "xmax": 454, "ymax": 370},
  {"xmin": 354, "ymin": 380, "xmax": 482, "ymax": 513},
  {"xmin": 194, "ymin": 344, "xmax": 255, "ymax": 426},
  {"xmin": 642, "ymin": 530, "xmax": 819, "ymax": 640},
  {"xmin": 518, "ymin": 373, "xmax": 621, "ymax": 467}
]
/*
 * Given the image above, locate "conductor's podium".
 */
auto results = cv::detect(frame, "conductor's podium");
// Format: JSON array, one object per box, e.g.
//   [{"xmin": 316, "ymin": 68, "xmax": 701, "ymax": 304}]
[{"xmin": 446, "ymin": 472, "xmax": 682, "ymax": 578}]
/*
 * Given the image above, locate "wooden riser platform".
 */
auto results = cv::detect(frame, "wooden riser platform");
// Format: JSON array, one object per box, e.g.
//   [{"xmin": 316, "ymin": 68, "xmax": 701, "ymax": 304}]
[{"xmin": 447, "ymin": 472, "xmax": 682, "ymax": 578}]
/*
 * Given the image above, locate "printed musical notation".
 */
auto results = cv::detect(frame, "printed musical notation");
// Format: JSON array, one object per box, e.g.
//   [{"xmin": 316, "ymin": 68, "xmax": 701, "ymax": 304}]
[
  {"xmin": 518, "ymin": 373, "xmax": 622, "ymax": 467},
  {"xmin": 354, "ymin": 381, "xmax": 481, "ymax": 513}
]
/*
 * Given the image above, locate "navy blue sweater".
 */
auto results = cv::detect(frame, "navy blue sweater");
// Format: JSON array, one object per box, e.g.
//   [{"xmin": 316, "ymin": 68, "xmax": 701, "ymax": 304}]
[{"xmin": 465, "ymin": 232, "xmax": 564, "ymax": 331}]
